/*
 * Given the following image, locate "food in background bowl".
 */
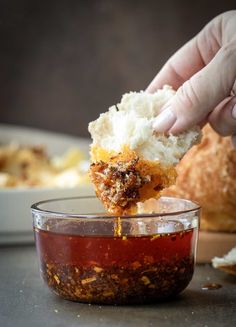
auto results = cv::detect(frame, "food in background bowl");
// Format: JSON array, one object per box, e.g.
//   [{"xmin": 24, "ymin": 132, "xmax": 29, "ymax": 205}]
[
  {"xmin": 32, "ymin": 196, "xmax": 200, "ymax": 304},
  {"xmin": 0, "ymin": 143, "xmax": 89, "ymax": 188},
  {"xmin": 0, "ymin": 125, "xmax": 93, "ymax": 243}
]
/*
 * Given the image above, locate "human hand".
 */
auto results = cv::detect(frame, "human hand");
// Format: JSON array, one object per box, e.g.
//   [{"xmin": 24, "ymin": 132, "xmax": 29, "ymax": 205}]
[{"xmin": 147, "ymin": 11, "xmax": 236, "ymax": 147}]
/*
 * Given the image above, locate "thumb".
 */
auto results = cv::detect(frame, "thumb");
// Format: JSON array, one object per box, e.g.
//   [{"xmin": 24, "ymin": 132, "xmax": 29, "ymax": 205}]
[{"xmin": 153, "ymin": 43, "xmax": 236, "ymax": 134}]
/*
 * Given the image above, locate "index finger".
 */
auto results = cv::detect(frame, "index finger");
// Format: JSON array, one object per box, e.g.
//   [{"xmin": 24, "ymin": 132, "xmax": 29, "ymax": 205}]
[{"xmin": 146, "ymin": 21, "xmax": 221, "ymax": 92}]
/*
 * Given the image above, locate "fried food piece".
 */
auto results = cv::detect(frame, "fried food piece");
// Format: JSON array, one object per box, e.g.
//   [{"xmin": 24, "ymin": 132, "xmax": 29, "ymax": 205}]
[
  {"xmin": 90, "ymin": 147, "xmax": 177, "ymax": 214},
  {"xmin": 89, "ymin": 86, "xmax": 201, "ymax": 214}
]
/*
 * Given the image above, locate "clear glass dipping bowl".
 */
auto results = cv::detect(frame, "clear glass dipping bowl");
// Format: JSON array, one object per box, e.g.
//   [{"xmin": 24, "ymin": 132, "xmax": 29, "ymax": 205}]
[{"xmin": 32, "ymin": 196, "xmax": 200, "ymax": 305}]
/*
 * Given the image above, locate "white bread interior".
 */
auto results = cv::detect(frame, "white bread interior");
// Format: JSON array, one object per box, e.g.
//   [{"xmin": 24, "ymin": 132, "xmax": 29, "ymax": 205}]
[
  {"xmin": 89, "ymin": 85, "xmax": 201, "ymax": 166},
  {"xmin": 212, "ymin": 247, "xmax": 236, "ymax": 268}
]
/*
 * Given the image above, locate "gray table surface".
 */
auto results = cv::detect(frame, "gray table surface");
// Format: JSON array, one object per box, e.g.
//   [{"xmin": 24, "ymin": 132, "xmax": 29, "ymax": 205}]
[{"xmin": 0, "ymin": 245, "xmax": 235, "ymax": 327}]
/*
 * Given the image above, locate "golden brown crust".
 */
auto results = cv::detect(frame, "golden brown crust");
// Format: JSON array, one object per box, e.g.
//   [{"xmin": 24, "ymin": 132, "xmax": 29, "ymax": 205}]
[
  {"xmin": 90, "ymin": 146, "xmax": 177, "ymax": 214},
  {"xmin": 163, "ymin": 124, "xmax": 236, "ymax": 232}
]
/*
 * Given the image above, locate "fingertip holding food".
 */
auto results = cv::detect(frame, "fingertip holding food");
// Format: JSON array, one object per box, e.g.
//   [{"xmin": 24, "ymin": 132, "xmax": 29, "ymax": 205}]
[
  {"xmin": 152, "ymin": 107, "xmax": 176, "ymax": 134},
  {"xmin": 232, "ymin": 104, "xmax": 236, "ymax": 120},
  {"xmin": 230, "ymin": 104, "xmax": 236, "ymax": 146},
  {"xmin": 232, "ymin": 135, "xmax": 236, "ymax": 149}
]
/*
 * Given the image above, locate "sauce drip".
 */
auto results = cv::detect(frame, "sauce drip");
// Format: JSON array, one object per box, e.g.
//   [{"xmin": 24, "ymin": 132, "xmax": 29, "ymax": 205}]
[{"xmin": 201, "ymin": 283, "xmax": 222, "ymax": 291}]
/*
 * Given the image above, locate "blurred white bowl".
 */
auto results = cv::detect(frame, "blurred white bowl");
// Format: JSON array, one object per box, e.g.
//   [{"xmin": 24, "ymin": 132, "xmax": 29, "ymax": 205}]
[{"xmin": 0, "ymin": 124, "xmax": 94, "ymax": 244}]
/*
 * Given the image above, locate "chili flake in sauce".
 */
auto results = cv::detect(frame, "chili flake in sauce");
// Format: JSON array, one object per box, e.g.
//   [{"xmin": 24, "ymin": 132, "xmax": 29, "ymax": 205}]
[{"xmin": 34, "ymin": 225, "xmax": 196, "ymax": 304}]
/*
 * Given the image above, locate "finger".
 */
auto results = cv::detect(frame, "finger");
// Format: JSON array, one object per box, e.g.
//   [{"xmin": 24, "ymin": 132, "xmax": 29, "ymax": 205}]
[
  {"xmin": 208, "ymin": 96, "xmax": 236, "ymax": 136},
  {"xmin": 232, "ymin": 135, "xmax": 236, "ymax": 148},
  {"xmin": 153, "ymin": 42, "xmax": 236, "ymax": 134},
  {"xmin": 146, "ymin": 37, "xmax": 205, "ymax": 92},
  {"xmin": 146, "ymin": 18, "xmax": 221, "ymax": 93}
]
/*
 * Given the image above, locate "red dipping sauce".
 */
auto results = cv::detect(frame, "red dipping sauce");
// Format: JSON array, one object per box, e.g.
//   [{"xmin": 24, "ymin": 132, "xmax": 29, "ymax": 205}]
[{"xmin": 32, "ymin": 196, "xmax": 200, "ymax": 304}]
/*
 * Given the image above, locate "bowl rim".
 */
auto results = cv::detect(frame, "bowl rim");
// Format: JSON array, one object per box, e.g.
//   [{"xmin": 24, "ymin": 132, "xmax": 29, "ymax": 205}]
[{"xmin": 31, "ymin": 196, "xmax": 201, "ymax": 219}]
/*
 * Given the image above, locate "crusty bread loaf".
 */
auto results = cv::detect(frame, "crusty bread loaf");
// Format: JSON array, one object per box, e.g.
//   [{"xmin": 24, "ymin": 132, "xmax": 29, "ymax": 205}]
[
  {"xmin": 163, "ymin": 124, "xmax": 236, "ymax": 232},
  {"xmin": 89, "ymin": 86, "xmax": 201, "ymax": 214}
]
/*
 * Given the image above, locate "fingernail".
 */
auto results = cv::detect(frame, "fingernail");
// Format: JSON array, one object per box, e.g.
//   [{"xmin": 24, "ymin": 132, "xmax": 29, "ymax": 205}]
[
  {"xmin": 153, "ymin": 107, "xmax": 176, "ymax": 133},
  {"xmin": 232, "ymin": 135, "xmax": 236, "ymax": 149},
  {"xmin": 232, "ymin": 104, "xmax": 236, "ymax": 119}
]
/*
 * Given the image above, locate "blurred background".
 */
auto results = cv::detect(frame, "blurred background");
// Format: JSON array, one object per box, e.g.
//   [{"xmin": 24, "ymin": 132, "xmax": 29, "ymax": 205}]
[{"xmin": 0, "ymin": 0, "xmax": 235, "ymax": 138}]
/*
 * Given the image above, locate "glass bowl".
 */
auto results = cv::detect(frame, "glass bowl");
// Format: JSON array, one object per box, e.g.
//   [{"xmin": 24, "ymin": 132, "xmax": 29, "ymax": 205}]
[{"xmin": 32, "ymin": 196, "xmax": 200, "ymax": 305}]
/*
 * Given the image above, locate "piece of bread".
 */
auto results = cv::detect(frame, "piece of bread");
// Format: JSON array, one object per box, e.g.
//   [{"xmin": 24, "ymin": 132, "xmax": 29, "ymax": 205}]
[
  {"xmin": 163, "ymin": 124, "xmax": 236, "ymax": 232},
  {"xmin": 212, "ymin": 247, "xmax": 236, "ymax": 276},
  {"xmin": 88, "ymin": 85, "xmax": 201, "ymax": 214}
]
